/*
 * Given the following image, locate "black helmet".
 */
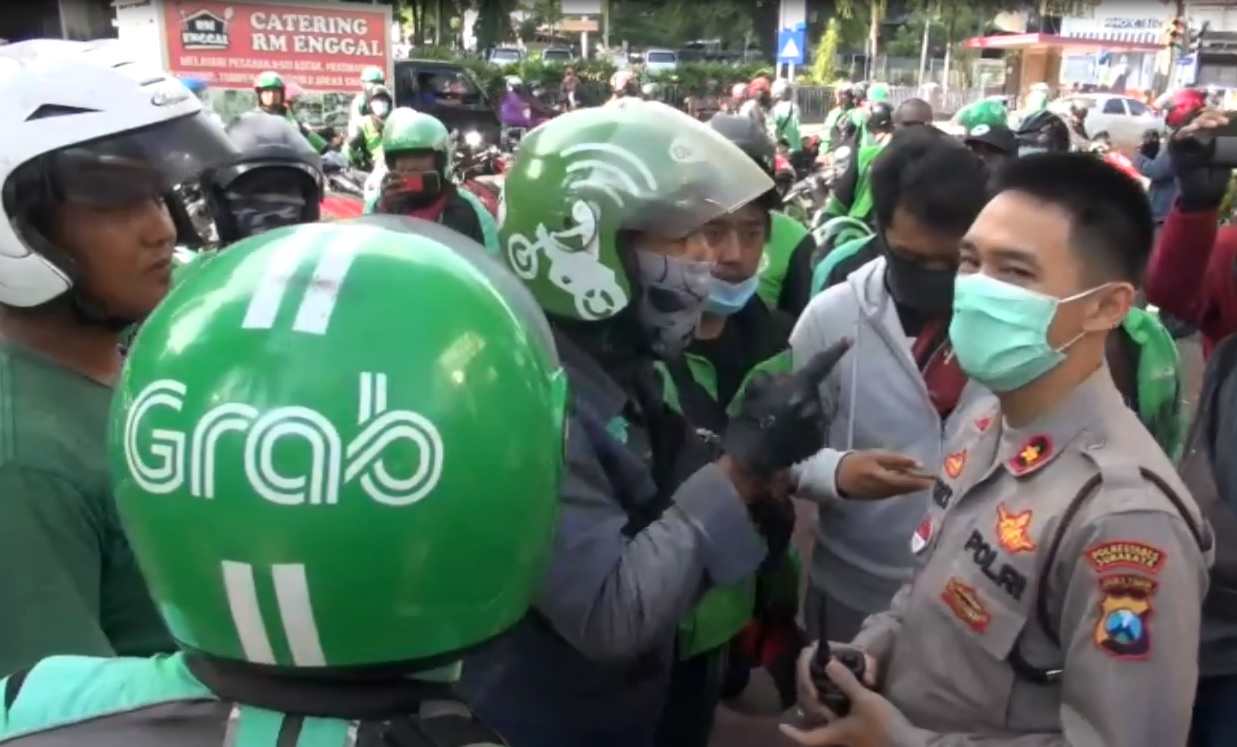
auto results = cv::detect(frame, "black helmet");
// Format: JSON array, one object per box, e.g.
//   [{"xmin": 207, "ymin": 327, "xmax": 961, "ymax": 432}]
[
  {"xmin": 708, "ymin": 114, "xmax": 779, "ymax": 210},
  {"xmin": 867, "ymin": 101, "xmax": 894, "ymax": 132},
  {"xmin": 202, "ymin": 112, "xmax": 324, "ymax": 244},
  {"xmin": 1015, "ymin": 110, "xmax": 1071, "ymax": 155}
]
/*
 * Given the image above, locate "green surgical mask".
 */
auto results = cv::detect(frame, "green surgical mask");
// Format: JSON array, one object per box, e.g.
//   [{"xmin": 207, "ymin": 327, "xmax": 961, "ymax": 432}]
[{"xmin": 949, "ymin": 273, "xmax": 1097, "ymax": 392}]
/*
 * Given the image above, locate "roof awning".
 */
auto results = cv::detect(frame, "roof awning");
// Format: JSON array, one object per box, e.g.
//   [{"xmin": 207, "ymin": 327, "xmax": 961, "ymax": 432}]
[{"xmin": 964, "ymin": 33, "xmax": 1162, "ymax": 53}]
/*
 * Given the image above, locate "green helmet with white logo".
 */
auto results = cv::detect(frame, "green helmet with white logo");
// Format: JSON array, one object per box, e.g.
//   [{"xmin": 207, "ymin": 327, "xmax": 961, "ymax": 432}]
[
  {"xmin": 498, "ymin": 99, "xmax": 773, "ymax": 323},
  {"xmin": 361, "ymin": 65, "xmax": 385, "ymax": 85},
  {"xmin": 253, "ymin": 71, "xmax": 284, "ymax": 91},
  {"xmin": 957, "ymin": 99, "xmax": 1008, "ymax": 130},
  {"xmin": 111, "ymin": 217, "xmax": 568, "ymax": 669},
  {"xmin": 383, "ymin": 107, "xmax": 452, "ymax": 171}
]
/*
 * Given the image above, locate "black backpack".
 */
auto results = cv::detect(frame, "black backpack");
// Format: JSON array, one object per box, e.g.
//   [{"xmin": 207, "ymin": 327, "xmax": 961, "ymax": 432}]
[{"xmin": 1178, "ymin": 333, "xmax": 1237, "ymax": 618}]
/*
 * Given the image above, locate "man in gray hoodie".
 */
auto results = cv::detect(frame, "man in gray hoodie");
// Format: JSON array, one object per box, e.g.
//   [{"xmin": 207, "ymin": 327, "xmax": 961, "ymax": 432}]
[{"xmin": 791, "ymin": 126, "xmax": 992, "ymax": 640}]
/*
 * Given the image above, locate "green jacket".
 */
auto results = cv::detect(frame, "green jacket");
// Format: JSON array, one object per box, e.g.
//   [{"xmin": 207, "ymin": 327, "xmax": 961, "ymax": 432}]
[
  {"xmin": 364, "ymin": 186, "xmax": 500, "ymax": 257},
  {"xmin": 756, "ymin": 211, "xmax": 811, "ymax": 310}
]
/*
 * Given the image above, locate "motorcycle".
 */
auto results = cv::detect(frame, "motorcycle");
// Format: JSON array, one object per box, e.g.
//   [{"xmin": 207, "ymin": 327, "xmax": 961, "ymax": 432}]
[{"xmin": 453, "ymin": 145, "xmax": 506, "ymax": 184}]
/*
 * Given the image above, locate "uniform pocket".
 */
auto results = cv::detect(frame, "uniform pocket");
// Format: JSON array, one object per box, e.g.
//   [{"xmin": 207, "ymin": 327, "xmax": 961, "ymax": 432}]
[{"xmin": 926, "ymin": 556, "xmax": 1029, "ymax": 727}]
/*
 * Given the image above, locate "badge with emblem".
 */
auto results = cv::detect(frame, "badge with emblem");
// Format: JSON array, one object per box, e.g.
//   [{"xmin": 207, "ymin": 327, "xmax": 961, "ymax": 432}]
[
  {"xmin": 995, "ymin": 503, "xmax": 1037, "ymax": 553},
  {"xmin": 1093, "ymin": 575, "xmax": 1156, "ymax": 659}
]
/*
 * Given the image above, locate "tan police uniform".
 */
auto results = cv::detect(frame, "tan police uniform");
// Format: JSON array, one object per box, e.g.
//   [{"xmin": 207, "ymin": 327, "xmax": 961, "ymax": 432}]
[{"xmin": 852, "ymin": 366, "xmax": 1212, "ymax": 746}]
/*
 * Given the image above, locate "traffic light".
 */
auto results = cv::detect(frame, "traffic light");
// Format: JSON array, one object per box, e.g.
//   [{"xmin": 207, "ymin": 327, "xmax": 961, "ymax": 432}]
[{"xmin": 1162, "ymin": 16, "xmax": 1186, "ymax": 51}]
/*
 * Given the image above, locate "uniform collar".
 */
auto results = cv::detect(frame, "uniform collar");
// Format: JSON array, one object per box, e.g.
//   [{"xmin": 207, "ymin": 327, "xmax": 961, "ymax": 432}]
[{"xmin": 998, "ymin": 365, "xmax": 1124, "ymax": 478}]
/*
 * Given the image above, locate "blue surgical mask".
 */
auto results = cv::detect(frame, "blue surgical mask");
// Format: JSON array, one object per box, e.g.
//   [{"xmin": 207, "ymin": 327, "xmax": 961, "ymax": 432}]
[
  {"xmin": 704, "ymin": 273, "xmax": 760, "ymax": 316},
  {"xmin": 949, "ymin": 273, "xmax": 1097, "ymax": 392}
]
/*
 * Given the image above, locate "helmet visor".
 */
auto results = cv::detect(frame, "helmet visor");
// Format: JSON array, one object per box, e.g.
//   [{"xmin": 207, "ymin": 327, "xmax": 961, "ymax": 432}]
[
  {"xmin": 530, "ymin": 100, "xmax": 775, "ymax": 238},
  {"xmin": 49, "ymin": 113, "xmax": 236, "ymax": 206}
]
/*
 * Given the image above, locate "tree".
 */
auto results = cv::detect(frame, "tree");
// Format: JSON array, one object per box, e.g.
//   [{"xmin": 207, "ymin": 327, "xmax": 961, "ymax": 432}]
[
  {"xmin": 473, "ymin": 0, "xmax": 517, "ymax": 51},
  {"xmin": 809, "ymin": 19, "xmax": 841, "ymax": 84}
]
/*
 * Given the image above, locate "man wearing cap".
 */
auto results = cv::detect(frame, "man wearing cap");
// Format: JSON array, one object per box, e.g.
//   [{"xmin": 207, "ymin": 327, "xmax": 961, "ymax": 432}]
[{"xmin": 964, "ymin": 123, "xmax": 1017, "ymax": 169}]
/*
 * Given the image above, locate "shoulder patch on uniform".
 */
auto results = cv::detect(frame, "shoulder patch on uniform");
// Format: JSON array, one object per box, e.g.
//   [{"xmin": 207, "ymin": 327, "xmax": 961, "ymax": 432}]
[
  {"xmin": 1085, "ymin": 541, "xmax": 1166, "ymax": 574},
  {"xmin": 995, "ymin": 504, "xmax": 1037, "ymax": 554},
  {"xmin": 944, "ymin": 449, "xmax": 967, "ymax": 479},
  {"xmin": 1093, "ymin": 574, "xmax": 1156, "ymax": 659},
  {"xmin": 1008, "ymin": 434, "xmax": 1051, "ymax": 475},
  {"xmin": 941, "ymin": 578, "xmax": 990, "ymax": 633}
]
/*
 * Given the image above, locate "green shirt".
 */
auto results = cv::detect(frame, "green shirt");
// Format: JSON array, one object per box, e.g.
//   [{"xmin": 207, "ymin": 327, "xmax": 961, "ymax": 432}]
[{"xmin": 0, "ymin": 342, "xmax": 171, "ymax": 674}]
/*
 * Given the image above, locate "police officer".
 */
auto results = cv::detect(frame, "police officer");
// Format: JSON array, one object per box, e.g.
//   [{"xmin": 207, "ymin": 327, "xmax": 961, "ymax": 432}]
[{"xmin": 787, "ymin": 153, "xmax": 1211, "ymax": 746}]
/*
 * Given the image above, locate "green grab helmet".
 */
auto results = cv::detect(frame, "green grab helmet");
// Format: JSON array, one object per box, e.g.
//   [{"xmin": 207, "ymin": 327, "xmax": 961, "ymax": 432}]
[
  {"xmin": 361, "ymin": 65, "xmax": 385, "ymax": 85},
  {"xmin": 498, "ymin": 98, "xmax": 775, "ymax": 322},
  {"xmin": 382, "ymin": 107, "xmax": 452, "ymax": 169},
  {"xmin": 110, "ymin": 217, "xmax": 568, "ymax": 668},
  {"xmin": 254, "ymin": 71, "xmax": 284, "ymax": 91},
  {"xmin": 867, "ymin": 82, "xmax": 890, "ymax": 102},
  {"xmin": 958, "ymin": 99, "xmax": 1008, "ymax": 131}
]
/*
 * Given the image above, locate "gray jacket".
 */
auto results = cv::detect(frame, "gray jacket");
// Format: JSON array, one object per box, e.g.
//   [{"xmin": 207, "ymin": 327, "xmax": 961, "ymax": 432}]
[
  {"xmin": 791, "ymin": 257, "xmax": 990, "ymax": 613},
  {"xmin": 458, "ymin": 334, "xmax": 767, "ymax": 747}
]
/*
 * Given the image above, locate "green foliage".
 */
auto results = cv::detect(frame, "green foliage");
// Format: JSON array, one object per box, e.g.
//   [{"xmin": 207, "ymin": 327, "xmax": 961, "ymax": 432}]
[
  {"xmin": 608, "ymin": 0, "xmax": 756, "ymax": 50},
  {"xmin": 808, "ymin": 20, "xmax": 841, "ymax": 84}
]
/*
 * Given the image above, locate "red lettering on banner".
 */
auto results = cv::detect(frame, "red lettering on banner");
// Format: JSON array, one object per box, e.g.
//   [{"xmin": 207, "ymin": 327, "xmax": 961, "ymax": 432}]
[{"xmin": 165, "ymin": 1, "xmax": 390, "ymax": 92}]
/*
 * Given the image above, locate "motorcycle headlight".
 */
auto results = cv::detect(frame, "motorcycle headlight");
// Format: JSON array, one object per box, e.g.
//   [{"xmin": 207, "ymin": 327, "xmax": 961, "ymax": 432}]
[{"xmin": 464, "ymin": 131, "xmax": 483, "ymax": 149}]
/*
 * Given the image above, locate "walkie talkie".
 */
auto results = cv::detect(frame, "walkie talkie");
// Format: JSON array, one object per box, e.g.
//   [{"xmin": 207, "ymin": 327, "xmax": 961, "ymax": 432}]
[{"xmin": 811, "ymin": 603, "xmax": 868, "ymax": 717}]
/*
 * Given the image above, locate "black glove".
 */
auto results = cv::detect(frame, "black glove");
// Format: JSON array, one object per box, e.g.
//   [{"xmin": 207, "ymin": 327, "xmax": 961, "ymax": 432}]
[
  {"xmin": 722, "ymin": 339, "xmax": 853, "ymax": 479},
  {"xmin": 1171, "ymin": 121, "xmax": 1233, "ymax": 212}
]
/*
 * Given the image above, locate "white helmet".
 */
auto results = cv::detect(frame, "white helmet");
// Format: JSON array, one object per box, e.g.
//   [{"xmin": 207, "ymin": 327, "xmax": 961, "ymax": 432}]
[
  {"xmin": 0, "ymin": 39, "xmax": 236, "ymax": 307},
  {"xmin": 771, "ymin": 78, "xmax": 792, "ymax": 99},
  {"xmin": 505, "ymin": 75, "xmax": 523, "ymax": 90}
]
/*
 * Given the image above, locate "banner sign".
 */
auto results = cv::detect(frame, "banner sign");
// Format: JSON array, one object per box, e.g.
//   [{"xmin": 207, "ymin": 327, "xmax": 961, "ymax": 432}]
[{"xmin": 163, "ymin": 1, "xmax": 390, "ymax": 92}]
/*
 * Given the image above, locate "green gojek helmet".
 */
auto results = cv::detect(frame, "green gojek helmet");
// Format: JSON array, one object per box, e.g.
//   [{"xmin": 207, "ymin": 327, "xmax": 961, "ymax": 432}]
[
  {"xmin": 958, "ymin": 99, "xmax": 1008, "ymax": 130},
  {"xmin": 361, "ymin": 65, "xmax": 385, "ymax": 85},
  {"xmin": 254, "ymin": 70, "xmax": 284, "ymax": 92},
  {"xmin": 110, "ymin": 217, "xmax": 568, "ymax": 668},
  {"xmin": 498, "ymin": 99, "xmax": 774, "ymax": 322},
  {"xmin": 383, "ymin": 107, "xmax": 452, "ymax": 167},
  {"xmin": 867, "ymin": 82, "xmax": 890, "ymax": 103}
]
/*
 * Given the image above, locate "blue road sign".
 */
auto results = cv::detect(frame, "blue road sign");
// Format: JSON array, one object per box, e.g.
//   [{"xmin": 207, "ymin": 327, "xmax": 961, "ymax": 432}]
[{"xmin": 777, "ymin": 28, "xmax": 807, "ymax": 65}]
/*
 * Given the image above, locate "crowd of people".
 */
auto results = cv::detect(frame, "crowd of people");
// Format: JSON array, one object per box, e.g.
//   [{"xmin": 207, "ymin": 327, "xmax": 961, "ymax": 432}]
[{"xmin": 3, "ymin": 34, "xmax": 1237, "ymax": 747}]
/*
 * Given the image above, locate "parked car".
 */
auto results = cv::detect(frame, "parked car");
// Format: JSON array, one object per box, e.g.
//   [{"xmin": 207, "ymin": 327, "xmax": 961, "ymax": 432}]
[
  {"xmin": 488, "ymin": 47, "xmax": 524, "ymax": 68},
  {"xmin": 393, "ymin": 59, "xmax": 501, "ymax": 146},
  {"xmin": 541, "ymin": 47, "xmax": 575, "ymax": 64},
  {"xmin": 1049, "ymin": 93, "xmax": 1163, "ymax": 150},
  {"xmin": 644, "ymin": 48, "xmax": 679, "ymax": 74}
]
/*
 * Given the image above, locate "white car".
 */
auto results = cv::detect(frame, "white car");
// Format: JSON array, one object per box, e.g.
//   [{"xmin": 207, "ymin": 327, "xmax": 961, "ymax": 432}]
[
  {"xmin": 643, "ymin": 48, "xmax": 678, "ymax": 74},
  {"xmin": 1048, "ymin": 93, "xmax": 1163, "ymax": 150},
  {"xmin": 488, "ymin": 47, "xmax": 524, "ymax": 68}
]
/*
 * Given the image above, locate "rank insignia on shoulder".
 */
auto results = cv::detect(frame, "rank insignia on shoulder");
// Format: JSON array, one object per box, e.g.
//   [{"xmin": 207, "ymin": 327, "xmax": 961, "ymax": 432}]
[
  {"xmin": 941, "ymin": 577, "xmax": 991, "ymax": 633},
  {"xmin": 1008, "ymin": 434, "xmax": 1052, "ymax": 476},
  {"xmin": 995, "ymin": 504, "xmax": 1037, "ymax": 554},
  {"xmin": 1085, "ymin": 541, "xmax": 1166, "ymax": 574},
  {"xmin": 1093, "ymin": 574, "xmax": 1156, "ymax": 659},
  {"xmin": 944, "ymin": 449, "xmax": 967, "ymax": 479}
]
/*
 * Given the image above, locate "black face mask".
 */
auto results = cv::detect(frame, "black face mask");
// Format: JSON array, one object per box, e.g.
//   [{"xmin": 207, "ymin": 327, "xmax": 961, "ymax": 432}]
[{"xmin": 884, "ymin": 246, "xmax": 956, "ymax": 316}]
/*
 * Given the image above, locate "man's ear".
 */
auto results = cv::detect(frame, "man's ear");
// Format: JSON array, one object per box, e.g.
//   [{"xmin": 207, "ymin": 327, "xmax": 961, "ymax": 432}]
[{"xmin": 1085, "ymin": 281, "xmax": 1135, "ymax": 333}]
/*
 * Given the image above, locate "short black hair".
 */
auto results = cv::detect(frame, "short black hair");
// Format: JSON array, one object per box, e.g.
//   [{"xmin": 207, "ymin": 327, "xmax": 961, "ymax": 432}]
[
  {"xmin": 993, "ymin": 152, "xmax": 1153, "ymax": 284},
  {"xmin": 870, "ymin": 125, "xmax": 988, "ymax": 236}
]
